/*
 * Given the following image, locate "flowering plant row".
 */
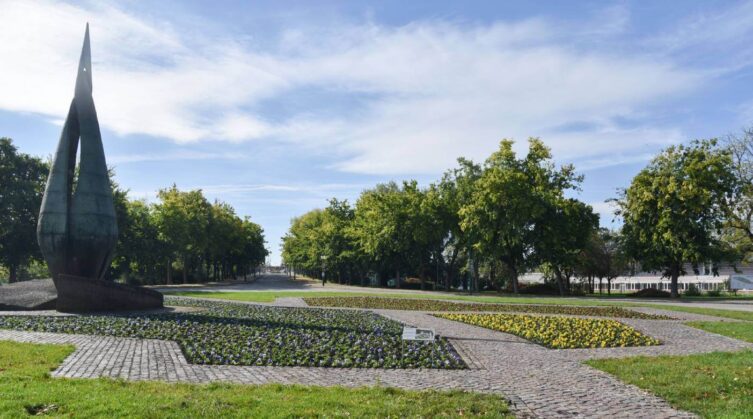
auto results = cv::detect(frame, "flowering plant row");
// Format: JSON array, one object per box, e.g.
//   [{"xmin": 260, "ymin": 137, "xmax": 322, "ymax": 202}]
[
  {"xmin": 304, "ymin": 297, "xmax": 670, "ymax": 319},
  {"xmin": 0, "ymin": 298, "xmax": 466, "ymax": 369},
  {"xmin": 435, "ymin": 313, "xmax": 661, "ymax": 349}
]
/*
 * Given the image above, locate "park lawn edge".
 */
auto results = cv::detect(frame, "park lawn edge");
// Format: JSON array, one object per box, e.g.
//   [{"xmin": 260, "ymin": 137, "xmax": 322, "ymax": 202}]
[
  {"xmin": 0, "ymin": 340, "xmax": 511, "ymax": 418},
  {"xmin": 685, "ymin": 321, "xmax": 753, "ymax": 343},
  {"xmin": 586, "ymin": 350, "xmax": 753, "ymax": 418}
]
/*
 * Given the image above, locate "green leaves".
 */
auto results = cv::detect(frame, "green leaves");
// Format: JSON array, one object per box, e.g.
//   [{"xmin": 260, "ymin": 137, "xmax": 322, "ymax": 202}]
[
  {"xmin": 459, "ymin": 138, "xmax": 594, "ymax": 292},
  {"xmin": 619, "ymin": 139, "xmax": 737, "ymax": 295},
  {"xmin": 0, "ymin": 138, "xmax": 49, "ymax": 282}
]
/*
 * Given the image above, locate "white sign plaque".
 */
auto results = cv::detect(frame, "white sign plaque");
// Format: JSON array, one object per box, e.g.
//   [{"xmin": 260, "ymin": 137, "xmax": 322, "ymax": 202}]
[{"xmin": 401, "ymin": 327, "xmax": 435, "ymax": 341}]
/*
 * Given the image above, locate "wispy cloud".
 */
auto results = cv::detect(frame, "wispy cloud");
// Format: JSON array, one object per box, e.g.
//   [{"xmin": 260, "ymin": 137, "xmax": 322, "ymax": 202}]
[
  {"xmin": 108, "ymin": 150, "xmax": 247, "ymax": 164},
  {"xmin": 0, "ymin": 0, "xmax": 743, "ymax": 176}
]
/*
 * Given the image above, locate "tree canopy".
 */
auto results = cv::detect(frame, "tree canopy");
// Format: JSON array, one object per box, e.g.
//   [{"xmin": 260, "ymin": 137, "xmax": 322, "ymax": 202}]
[
  {"xmin": 0, "ymin": 138, "xmax": 48, "ymax": 282},
  {"xmin": 618, "ymin": 139, "xmax": 737, "ymax": 297}
]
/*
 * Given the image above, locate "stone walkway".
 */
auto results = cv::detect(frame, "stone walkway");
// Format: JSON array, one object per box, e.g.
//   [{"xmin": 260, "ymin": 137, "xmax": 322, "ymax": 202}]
[{"xmin": 1, "ymin": 299, "xmax": 751, "ymax": 418}]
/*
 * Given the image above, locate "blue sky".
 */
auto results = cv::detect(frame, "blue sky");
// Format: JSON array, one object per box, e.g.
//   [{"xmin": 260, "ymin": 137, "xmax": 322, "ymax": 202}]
[{"xmin": 2, "ymin": 0, "xmax": 753, "ymax": 264}]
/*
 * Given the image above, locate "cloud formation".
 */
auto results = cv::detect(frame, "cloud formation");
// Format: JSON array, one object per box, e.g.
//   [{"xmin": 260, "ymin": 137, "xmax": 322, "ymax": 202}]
[{"xmin": 0, "ymin": 0, "xmax": 731, "ymax": 175}]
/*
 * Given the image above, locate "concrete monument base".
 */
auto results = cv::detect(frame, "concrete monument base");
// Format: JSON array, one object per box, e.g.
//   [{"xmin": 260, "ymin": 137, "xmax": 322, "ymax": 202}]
[{"xmin": 54, "ymin": 274, "xmax": 163, "ymax": 312}]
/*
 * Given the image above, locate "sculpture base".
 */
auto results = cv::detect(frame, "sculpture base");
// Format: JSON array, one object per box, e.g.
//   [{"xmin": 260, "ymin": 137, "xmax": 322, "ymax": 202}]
[{"xmin": 54, "ymin": 274, "xmax": 164, "ymax": 313}]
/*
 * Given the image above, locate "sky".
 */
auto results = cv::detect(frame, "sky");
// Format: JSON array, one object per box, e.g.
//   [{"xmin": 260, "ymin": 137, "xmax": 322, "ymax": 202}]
[{"xmin": 2, "ymin": 0, "xmax": 753, "ymax": 265}]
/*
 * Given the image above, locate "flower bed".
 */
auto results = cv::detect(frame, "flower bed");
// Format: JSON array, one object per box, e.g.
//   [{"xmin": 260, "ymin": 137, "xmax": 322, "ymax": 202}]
[
  {"xmin": 435, "ymin": 313, "xmax": 661, "ymax": 349},
  {"xmin": 0, "ymin": 298, "xmax": 466, "ymax": 369},
  {"xmin": 303, "ymin": 296, "xmax": 671, "ymax": 319}
]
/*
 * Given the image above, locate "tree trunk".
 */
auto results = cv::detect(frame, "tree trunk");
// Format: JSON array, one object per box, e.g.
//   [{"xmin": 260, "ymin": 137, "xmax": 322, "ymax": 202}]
[
  {"xmin": 599, "ymin": 277, "xmax": 603, "ymax": 294},
  {"xmin": 419, "ymin": 263, "xmax": 426, "ymax": 291},
  {"xmin": 446, "ymin": 247, "xmax": 459, "ymax": 291},
  {"xmin": 472, "ymin": 261, "xmax": 480, "ymax": 293},
  {"xmin": 395, "ymin": 269, "xmax": 400, "ymax": 289},
  {"xmin": 607, "ymin": 278, "xmax": 612, "ymax": 295},
  {"xmin": 670, "ymin": 265, "xmax": 680, "ymax": 298},
  {"xmin": 182, "ymin": 254, "xmax": 188, "ymax": 284},
  {"xmin": 555, "ymin": 267, "xmax": 566, "ymax": 297},
  {"xmin": 166, "ymin": 259, "xmax": 172, "ymax": 285},
  {"xmin": 510, "ymin": 264, "xmax": 519, "ymax": 294},
  {"xmin": 8, "ymin": 264, "xmax": 18, "ymax": 283},
  {"xmin": 490, "ymin": 264, "xmax": 499, "ymax": 293}
]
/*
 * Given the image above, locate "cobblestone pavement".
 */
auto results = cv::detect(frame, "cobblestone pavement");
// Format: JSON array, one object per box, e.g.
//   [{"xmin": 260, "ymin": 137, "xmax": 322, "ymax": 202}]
[{"xmin": 1, "ymin": 301, "xmax": 751, "ymax": 418}]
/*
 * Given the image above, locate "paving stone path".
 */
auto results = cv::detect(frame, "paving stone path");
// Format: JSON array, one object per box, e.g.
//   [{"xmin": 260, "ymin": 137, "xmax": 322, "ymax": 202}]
[{"xmin": 1, "ymin": 299, "xmax": 751, "ymax": 418}]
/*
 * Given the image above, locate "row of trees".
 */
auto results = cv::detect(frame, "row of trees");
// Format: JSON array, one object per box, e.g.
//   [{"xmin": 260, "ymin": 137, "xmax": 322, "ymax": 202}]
[
  {"xmin": 283, "ymin": 139, "xmax": 599, "ymax": 294},
  {"xmin": 0, "ymin": 137, "xmax": 268, "ymax": 284},
  {"xmin": 283, "ymin": 128, "xmax": 753, "ymax": 298}
]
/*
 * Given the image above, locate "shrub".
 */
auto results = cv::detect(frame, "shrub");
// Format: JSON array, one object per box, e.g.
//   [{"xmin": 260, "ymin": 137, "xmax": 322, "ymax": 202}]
[
  {"xmin": 517, "ymin": 282, "xmax": 560, "ymax": 295},
  {"xmin": 630, "ymin": 288, "xmax": 671, "ymax": 298},
  {"xmin": 685, "ymin": 284, "xmax": 702, "ymax": 297},
  {"xmin": 435, "ymin": 313, "xmax": 661, "ymax": 349},
  {"xmin": 705, "ymin": 289, "xmax": 721, "ymax": 297}
]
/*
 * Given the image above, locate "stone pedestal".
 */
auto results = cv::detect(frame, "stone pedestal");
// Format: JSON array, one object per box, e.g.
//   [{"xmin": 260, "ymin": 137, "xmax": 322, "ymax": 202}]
[{"xmin": 54, "ymin": 274, "xmax": 163, "ymax": 312}]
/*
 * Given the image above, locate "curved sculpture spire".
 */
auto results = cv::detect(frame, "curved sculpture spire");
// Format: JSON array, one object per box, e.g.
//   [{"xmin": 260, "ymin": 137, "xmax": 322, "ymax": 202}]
[{"xmin": 37, "ymin": 24, "xmax": 118, "ymax": 281}]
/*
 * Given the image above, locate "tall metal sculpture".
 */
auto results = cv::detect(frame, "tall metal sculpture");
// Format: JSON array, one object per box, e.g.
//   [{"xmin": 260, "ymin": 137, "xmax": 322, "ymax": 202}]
[
  {"xmin": 37, "ymin": 25, "xmax": 162, "ymax": 312},
  {"xmin": 37, "ymin": 24, "xmax": 118, "ymax": 281}
]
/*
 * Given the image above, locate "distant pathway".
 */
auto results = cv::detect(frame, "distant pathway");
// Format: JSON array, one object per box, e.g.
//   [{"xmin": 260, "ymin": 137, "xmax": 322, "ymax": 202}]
[{"xmin": 1, "ymin": 299, "xmax": 751, "ymax": 418}]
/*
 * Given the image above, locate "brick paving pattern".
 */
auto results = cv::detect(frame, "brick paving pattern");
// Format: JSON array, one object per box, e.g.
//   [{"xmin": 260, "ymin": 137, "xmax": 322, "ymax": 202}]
[{"xmin": 1, "ymin": 300, "xmax": 751, "ymax": 418}]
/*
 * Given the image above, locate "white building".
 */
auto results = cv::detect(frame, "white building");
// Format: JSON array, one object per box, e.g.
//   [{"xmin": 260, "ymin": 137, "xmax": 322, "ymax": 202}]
[{"xmin": 520, "ymin": 265, "xmax": 753, "ymax": 293}]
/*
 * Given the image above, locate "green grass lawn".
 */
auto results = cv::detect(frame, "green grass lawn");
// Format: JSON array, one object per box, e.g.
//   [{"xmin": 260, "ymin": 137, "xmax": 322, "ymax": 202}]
[
  {"xmin": 587, "ymin": 350, "xmax": 753, "ymax": 418},
  {"xmin": 170, "ymin": 290, "xmax": 753, "ymax": 321},
  {"xmin": 640, "ymin": 305, "xmax": 753, "ymax": 322},
  {"xmin": 0, "ymin": 340, "xmax": 510, "ymax": 418},
  {"xmin": 686, "ymin": 321, "xmax": 753, "ymax": 343},
  {"xmin": 169, "ymin": 290, "xmax": 637, "ymax": 306},
  {"xmin": 303, "ymin": 296, "xmax": 670, "ymax": 319}
]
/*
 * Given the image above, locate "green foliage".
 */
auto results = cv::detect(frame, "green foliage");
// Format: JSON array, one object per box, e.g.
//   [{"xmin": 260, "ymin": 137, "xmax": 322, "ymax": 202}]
[
  {"xmin": 113, "ymin": 185, "xmax": 268, "ymax": 284},
  {"xmin": 0, "ymin": 297, "xmax": 466, "ymax": 369},
  {"xmin": 0, "ymin": 138, "xmax": 49, "ymax": 282},
  {"xmin": 303, "ymin": 296, "xmax": 670, "ymax": 319},
  {"xmin": 618, "ymin": 139, "xmax": 737, "ymax": 297},
  {"xmin": 578, "ymin": 229, "xmax": 629, "ymax": 294},
  {"xmin": 723, "ymin": 126, "xmax": 753, "ymax": 259},
  {"xmin": 587, "ymin": 350, "xmax": 753, "ymax": 418},
  {"xmin": 0, "ymin": 341, "xmax": 510, "ymax": 418},
  {"xmin": 460, "ymin": 138, "xmax": 595, "ymax": 293},
  {"xmin": 685, "ymin": 283, "xmax": 701, "ymax": 296},
  {"xmin": 706, "ymin": 289, "xmax": 722, "ymax": 297},
  {"xmin": 437, "ymin": 313, "xmax": 660, "ymax": 349}
]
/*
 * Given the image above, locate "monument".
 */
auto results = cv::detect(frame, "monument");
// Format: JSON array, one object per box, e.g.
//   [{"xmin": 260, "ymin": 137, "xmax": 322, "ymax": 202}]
[{"xmin": 36, "ymin": 24, "xmax": 163, "ymax": 312}]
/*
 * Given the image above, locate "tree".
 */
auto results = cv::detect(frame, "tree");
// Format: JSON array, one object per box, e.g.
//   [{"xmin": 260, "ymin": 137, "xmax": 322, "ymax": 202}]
[
  {"xmin": 618, "ymin": 139, "xmax": 736, "ymax": 298},
  {"xmin": 0, "ymin": 138, "xmax": 48, "ymax": 282},
  {"xmin": 153, "ymin": 185, "xmax": 212, "ymax": 284},
  {"xmin": 723, "ymin": 126, "xmax": 753, "ymax": 258},
  {"xmin": 461, "ymin": 138, "xmax": 582, "ymax": 293},
  {"xmin": 579, "ymin": 229, "xmax": 627, "ymax": 294},
  {"xmin": 352, "ymin": 182, "xmax": 413, "ymax": 288},
  {"xmin": 536, "ymin": 198, "xmax": 598, "ymax": 295},
  {"xmin": 111, "ymin": 198, "xmax": 165, "ymax": 284},
  {"xmin": 436, "ymin": 158, "xmax": 482, "ymax": 290},
  {"xmin": 282, "ymin": 209, "xmax": 328, "ymax": 279}
]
